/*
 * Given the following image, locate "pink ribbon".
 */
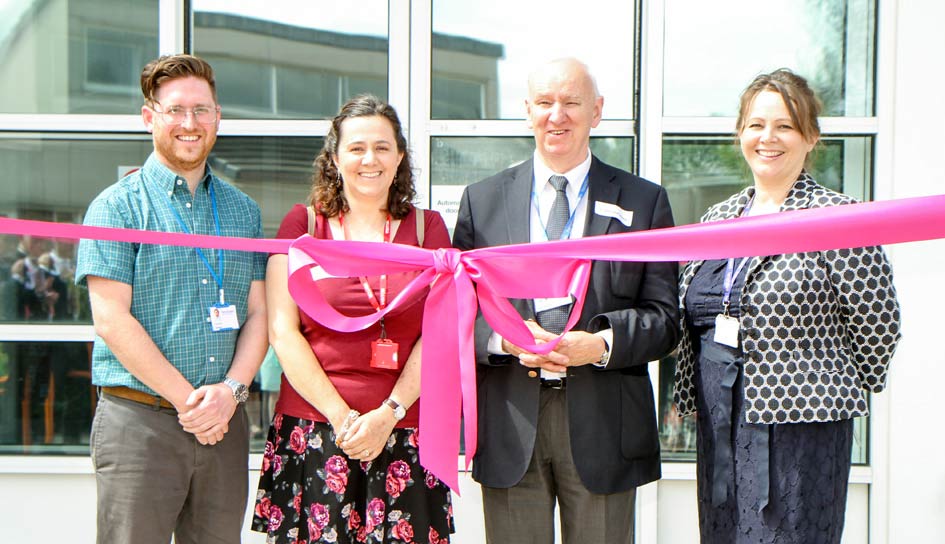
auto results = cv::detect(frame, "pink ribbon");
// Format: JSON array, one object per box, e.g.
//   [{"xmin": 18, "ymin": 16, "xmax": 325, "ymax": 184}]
[
  {"xmin": 3, "ymin": 193, "xmax": 945, "ymax": 492},
  {"xmin": 285, "ymin": 193, "xmax": 945, "ymax": 492}
]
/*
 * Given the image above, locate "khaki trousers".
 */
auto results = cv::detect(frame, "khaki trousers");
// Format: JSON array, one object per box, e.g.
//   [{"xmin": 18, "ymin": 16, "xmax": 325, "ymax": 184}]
[
  {"xmin": 91, "ymin": 392, "xmax": 249, "ymax": 544},
  {"xmin": 481, "ymin": 387, "xmax": 636, "ymax": 544}
]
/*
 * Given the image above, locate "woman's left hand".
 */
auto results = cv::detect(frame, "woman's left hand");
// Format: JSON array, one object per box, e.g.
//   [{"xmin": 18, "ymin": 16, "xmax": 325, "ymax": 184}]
[{"xmin": 338, "ymin": 407, "xmax": 397, "ymax": 462}]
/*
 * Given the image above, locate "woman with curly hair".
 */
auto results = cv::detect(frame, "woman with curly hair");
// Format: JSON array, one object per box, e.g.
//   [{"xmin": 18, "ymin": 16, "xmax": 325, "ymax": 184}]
[{"xmin": 253, "ymin": 94, "xmax": 454, "ymax": 543}]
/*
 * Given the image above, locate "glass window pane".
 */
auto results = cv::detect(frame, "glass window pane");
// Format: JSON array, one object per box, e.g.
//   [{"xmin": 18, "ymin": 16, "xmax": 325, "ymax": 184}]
[
  {"xmin": 662, "ymin": 136, "xmax": 872, "ymax": 227},
  {"xmin": 209, "ymin": 136, "xmax": 323, "ymax": 236},
  {"xmin": 192, "ymin": 3, "xmax": 389, "ymax": 120},
  {"xmin": 429, "ymin": 136, "xmax": 634, "ymax": 232},
  {"xmin": 663, "ymin": 0, "xmax": 875, "ymax": 117},
  {"xmin": 658, "ymin": 135, "xmax": 873, "ymax": 464},
  {"xmin": 431, "ymin": 0, "xmax": 636, "ymax": 120},
  {"xmin": 0, "ymin": 341, "xmax": 93, "ymax": 454},
  {"xmin": 0, "ymin": 0, "xmax": 158, "ymax": 114}
]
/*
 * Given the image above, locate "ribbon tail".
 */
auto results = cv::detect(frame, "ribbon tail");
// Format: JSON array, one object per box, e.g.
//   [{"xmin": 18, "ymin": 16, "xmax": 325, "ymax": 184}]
[
  {"xmin": 419, "ymin": 274, "xmax": 463, "ymax": 493},
  {"xmin": 454, "ymin": 268, "xmax": 479, "ymax": 470}
]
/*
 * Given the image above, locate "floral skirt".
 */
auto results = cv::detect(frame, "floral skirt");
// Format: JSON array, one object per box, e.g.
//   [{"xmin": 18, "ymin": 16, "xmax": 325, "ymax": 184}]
[{"xmin": 252, "ymin": 414, "xmax": 454, "ymax": 544}]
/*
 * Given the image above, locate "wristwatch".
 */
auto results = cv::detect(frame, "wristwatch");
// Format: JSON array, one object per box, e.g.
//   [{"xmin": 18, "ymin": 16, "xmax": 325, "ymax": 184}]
[
  {"xmin": 594, "ymin": 343, "xmax": 611, "ymax": 368},
  {"xmin": 223, "ymin": 376, "xmax": 249, "ymax": 404},
  {"xmin": 383, "ymin": 398, "xmax": 406, "ymax": 421}
]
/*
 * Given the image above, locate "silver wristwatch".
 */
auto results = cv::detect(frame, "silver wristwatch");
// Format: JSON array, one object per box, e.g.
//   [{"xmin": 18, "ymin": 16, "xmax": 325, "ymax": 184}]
[
  {"xmin": 383, "ymin": 398, "xmax": 406, "ymax": 421},
  {"xmin": 223, "ymin": 376, "xmax": 249, "ymax": 404}
]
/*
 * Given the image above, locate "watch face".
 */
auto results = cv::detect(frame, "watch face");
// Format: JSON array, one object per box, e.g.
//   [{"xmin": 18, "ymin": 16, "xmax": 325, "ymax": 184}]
[
  {"xmin": 394, "ymin": 406, "xmax": 406, "ymax": 420},
  {"xmin": 235, "ymin": 385, "xmax": 249, "ymax": 403}
]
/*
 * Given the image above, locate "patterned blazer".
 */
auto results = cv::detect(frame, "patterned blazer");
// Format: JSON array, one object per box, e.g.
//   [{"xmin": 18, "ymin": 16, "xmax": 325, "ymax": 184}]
[{"xmin": 673, "ymin": 173, "xmax": 901, "ymax": 424}]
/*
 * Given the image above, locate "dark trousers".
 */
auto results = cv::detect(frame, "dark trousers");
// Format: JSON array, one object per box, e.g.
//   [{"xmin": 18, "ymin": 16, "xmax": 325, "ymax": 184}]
[
  {"xmin": 481, "ymin": 387, "xmax": 636, "ymax": 544},
  {"xmin": 91, "ymin": 393, "xmax": 249, "ymax": 544}
]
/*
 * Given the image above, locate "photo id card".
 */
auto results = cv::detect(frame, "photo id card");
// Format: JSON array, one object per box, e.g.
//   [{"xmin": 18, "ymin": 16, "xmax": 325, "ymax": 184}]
[
  {"xmin": 713, "ymin": 314, "xmax": 740, "ymax": 347},
  {"xmin": 209, "ymin": 304, "xmax": 240, "ymax": 332},
  {"xmin": 370, "ymin": 339, "xmax": 400, "ymax": 369}
]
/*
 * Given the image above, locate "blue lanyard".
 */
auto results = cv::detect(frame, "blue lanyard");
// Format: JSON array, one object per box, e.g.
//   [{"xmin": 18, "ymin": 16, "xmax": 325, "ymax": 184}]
[
  {"xmin": 722, "ymin": 198, "xmax": 754, "ymax": 315},
  {"xmin": 531, "ymin": 173, "xmax": 590, "ymax": 241},
  {"xmin": 164, "ymin": 180, "xmax": 226, "ymax": 304}
]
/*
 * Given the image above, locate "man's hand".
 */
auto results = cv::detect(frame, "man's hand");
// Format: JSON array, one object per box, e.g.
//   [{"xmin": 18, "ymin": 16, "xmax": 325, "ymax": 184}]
[
  {"xmin": 178, "ymin": 383, "xmax": 237, "ymax": 445},
  {"xmin": 503, "ymin": 320, "xmax": 570, "ymax": 372},
  {"xmin": 551, "ymin": 331, "xmax": 608, "ymax": 367}
]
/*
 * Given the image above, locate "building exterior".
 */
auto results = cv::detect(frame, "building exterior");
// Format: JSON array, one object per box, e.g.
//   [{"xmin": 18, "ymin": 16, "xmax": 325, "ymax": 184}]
[{"xmin": 0, "ymin": 1, "xmax": 942, "ymax": 542}]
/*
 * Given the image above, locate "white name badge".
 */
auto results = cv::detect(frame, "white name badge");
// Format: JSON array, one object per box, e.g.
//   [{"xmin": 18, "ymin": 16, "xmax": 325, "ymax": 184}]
[
  {"xmin": 534, "ymin": 296, "xmax": 573, "ymax": 313},
  {"xmin": 594, "ymin": 201, "xmax": 634, "ymax": 227},
  {"xmin": 713, "ymin": 314, "xmax": 740, "ymax": 348},
  {"xmin": 209, "ymin": 304, "xmax": 240, "ymax": 332}
]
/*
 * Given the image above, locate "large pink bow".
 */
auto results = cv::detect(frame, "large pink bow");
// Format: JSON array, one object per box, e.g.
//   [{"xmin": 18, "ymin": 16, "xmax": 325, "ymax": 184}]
[{"xmin": 286, "ymin": 194, "xmax": 945, "ymax": 493}]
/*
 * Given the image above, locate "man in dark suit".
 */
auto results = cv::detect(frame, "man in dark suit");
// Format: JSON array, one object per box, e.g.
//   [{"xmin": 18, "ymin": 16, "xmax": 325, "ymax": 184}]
[{"xmin": 452, "ymin": 58, "xmax": 680, "ymax": 544}]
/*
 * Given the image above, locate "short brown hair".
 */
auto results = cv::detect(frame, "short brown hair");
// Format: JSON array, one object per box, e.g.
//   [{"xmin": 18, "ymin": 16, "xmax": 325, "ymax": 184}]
[
  {"xmin": 736, "ymin": 68, "xmax": 821, "ymax": 144},
  {"xmin": 140, "ymin": 54, "xmax": 217, "ymax": 104},
  {"xmin": 310, "ymin": 94, "xmax": 416, "ymax": 219}
]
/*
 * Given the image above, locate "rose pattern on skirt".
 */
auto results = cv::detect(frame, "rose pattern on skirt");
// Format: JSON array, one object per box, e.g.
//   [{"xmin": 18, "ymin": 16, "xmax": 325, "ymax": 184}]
[{"xmin": 253, "ymin": 417, "xmax": 453, "ymax": 543}]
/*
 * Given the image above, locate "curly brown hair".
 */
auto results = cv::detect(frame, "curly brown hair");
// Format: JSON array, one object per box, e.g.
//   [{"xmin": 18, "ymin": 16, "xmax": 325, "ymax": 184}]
[
  {"xmin": 735, "ymin": 68, "xmax": 822, "ymax": 166},
  {"xmin": 140, "ymin": 54, "xmax": 217, "ymax": 105},
  {"xmin": 309, "ymin": 95, "xmax": 416, "ymax": 219}
]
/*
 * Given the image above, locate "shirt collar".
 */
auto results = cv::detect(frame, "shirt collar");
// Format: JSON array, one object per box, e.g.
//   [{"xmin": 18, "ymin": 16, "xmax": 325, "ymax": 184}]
[
  {"xmin": 532, "ymin": 149, "xmax": 592, "ymax": 195},
  {"xmin": 142, "ymin": 152, "xmax": 214, "ymax": 194}
]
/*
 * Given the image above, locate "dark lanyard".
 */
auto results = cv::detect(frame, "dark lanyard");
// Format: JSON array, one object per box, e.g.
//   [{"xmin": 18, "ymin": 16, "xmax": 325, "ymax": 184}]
[
  {"xmin": 722, "ymin": 198, "xmax": 754, "ymax": 316},
  {"xmin": 165, "ymin": 180, "xmax": 226, "ymax": 304},
  {"xmin": 339, "ymin": 213, "xmax": 392, "ymax": 329},
  {"xmin": 531, "ymin": 173, "xmax": 590, "ymax": 241}
]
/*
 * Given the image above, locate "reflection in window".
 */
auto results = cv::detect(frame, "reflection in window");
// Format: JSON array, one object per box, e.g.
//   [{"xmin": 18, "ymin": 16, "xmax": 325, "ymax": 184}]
[
  {"xmin": 192, "ymin": 5, "xmax": 389, "ymax": 119},
  {"xmin": 0, "ymin": 341, "xmax": 93, "ymax": 454},
  {"xmin": 663, "ymin": 0, "xmax": 875, "ymax": 117},
  {"xmin": 429, "ymin": 136, "xmax": 634, "ymax": 231},
  {"xmin": 432, "ymin": 0, "xmax": 636, "ymax": 119},
  {"xmin": 0, "ymin": 0, "xmax": 158, "ymax": 114},
  {"xmin": 659, "ymin": 135, "xmax": 874, "ymax": 464},
  {"xmin": 662, "ymin": 136, "xmax": 872, "ymax": 227},
  {"xmin": 209, "ymin": 136, "xmax": 323, "ymax": 235}
]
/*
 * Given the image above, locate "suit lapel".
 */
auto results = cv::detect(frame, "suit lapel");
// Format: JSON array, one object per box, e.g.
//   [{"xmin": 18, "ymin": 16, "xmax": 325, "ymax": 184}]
[
  {"xmin": 503, "ymin": 161, "xmax": 535, "ymax": 245},
  {"xmin": 584, "ymin": 157, "xmax": 619, "ymax": 236}
]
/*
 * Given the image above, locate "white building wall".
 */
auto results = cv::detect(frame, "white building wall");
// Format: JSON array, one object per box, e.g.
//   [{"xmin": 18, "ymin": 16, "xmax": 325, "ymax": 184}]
[{"xmin": 882, "ymin": 1, "xmax": 945, "ymax": 543}]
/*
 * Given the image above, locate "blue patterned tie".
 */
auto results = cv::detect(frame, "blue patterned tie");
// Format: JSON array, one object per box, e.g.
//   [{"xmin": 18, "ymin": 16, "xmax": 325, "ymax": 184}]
[{"xmin": 536, "ymin": 175, "xmax": 572, "ymax": 334}]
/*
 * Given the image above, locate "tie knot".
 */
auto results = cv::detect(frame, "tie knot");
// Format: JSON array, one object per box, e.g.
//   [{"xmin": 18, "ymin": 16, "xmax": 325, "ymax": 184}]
[{"xmin": 549, "ymin": 175, "xmax": 568, "ymax": 192}]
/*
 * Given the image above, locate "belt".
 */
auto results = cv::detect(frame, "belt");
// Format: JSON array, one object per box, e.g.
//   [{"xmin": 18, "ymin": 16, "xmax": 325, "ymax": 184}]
[
  {"xmin": 101, "ymin": 386, "xmax": 175, "ymax": 410},
  {"xmin": 540, "ymin": 378, "xmax": 566, "ymax": 390}
]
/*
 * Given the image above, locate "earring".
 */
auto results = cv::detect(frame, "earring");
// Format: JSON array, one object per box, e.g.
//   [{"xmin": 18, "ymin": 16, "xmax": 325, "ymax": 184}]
[{"xmin": 335, "ymin": 171, "xmax": 342, "ymax": 187}]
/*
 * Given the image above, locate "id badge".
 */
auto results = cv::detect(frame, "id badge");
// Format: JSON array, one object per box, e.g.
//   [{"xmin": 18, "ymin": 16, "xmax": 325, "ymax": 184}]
[
  {"xmin": 209, "ymin": 304, "xmax": 240, "ymax": 332},
  {"xmin": 370, "ymin": 339, "xmax": 400, "ymax": 369},
  {"xmin": 713, "ymin": 314, "xmax": 739, "ymax": 348}
]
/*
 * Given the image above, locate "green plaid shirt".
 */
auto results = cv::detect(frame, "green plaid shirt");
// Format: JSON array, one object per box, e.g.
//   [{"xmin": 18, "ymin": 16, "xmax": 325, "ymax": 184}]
[{"xmin": 76, "ymin": 153, "xmax": 266, "ymax": 394}]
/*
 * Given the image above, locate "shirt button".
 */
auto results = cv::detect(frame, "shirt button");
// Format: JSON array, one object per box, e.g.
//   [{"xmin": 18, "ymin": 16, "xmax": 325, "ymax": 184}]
[
  {"xmin": 177, "ymin": 179, "xmax": 183, "ymax": 186},
  {"xmin": 209, "ymin": 356, "xmax": 216, "ymax": 363},
  {"xmin": 185, "ymin": 202, "xmax": 192, "ymax": 208},
  {"xmin": 202, "ymin": 279, "xmax": 208, "ymax": 284}
]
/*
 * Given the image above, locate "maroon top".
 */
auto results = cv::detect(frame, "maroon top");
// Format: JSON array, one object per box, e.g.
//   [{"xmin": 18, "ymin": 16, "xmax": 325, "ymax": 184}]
[{"xmin": 274, "ymin": 204, "xmax": 451, "ymax": 428}]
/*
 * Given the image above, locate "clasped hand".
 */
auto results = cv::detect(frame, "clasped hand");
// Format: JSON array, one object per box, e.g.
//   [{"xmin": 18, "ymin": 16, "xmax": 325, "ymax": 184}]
[
  {"xmin": 335, "ymin": 408, "xmax": 396, "ymax": 463},
  {"xmin": 504, "ymin": 320, "xmax": 606, "ymax": 372},
  {"xmin": 177, "ymin": 383, "xmax": 237, "ymax": 446}
]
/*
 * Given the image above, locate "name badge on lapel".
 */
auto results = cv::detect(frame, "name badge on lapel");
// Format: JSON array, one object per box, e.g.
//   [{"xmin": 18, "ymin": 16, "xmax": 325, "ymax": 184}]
[{"xmin": 594, "ymin": 201, "xmax": 634, "ymax": 227}]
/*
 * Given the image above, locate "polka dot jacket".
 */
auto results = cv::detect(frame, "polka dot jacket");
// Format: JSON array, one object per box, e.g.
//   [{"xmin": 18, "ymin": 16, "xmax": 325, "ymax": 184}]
[{"xmin": 673, "ymin": 173, "xmax": 902, "ymax": 425}]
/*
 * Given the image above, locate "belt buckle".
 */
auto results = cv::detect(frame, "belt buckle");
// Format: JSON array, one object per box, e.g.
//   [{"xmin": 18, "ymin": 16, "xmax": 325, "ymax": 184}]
[{"xmin": 541, "ymin": 378, "xmax": 566, "ymax": 390}]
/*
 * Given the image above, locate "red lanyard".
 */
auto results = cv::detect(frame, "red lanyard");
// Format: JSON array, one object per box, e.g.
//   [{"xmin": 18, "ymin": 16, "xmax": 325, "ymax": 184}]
[{"xmin": 339, "ymin": 212, "xmax": 392, "ymax": 311}]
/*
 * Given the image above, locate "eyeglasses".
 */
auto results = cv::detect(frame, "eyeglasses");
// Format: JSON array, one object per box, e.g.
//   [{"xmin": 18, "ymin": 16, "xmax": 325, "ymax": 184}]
[{"xmin": 149, "ymin": 104, "xmax": 220, "ymax": 125}]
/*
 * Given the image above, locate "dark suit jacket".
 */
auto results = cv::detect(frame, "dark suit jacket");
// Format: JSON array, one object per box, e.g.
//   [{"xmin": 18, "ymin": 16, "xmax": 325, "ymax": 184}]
[{"xmin": 452, "ymin": 155, "xmax": 680, "ymax": 494}]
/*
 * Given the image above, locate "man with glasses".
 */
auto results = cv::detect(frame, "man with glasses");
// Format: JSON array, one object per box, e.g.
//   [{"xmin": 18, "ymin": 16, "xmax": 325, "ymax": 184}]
[{"xmin": 76, "ymin": 54, "xmax": 267, "ymax": 544}]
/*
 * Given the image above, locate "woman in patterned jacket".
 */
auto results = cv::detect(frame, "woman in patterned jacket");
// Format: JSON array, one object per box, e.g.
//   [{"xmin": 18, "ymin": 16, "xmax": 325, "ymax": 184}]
[{"xmin": 673, "ymin": 69, "xmax": 901, "ymax": 544}]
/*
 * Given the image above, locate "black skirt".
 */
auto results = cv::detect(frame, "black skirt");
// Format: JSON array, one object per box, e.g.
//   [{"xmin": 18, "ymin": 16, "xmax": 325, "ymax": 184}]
[{"xmin": 252, "ymin": 414, "xmax": 454, "ymax": 543}]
